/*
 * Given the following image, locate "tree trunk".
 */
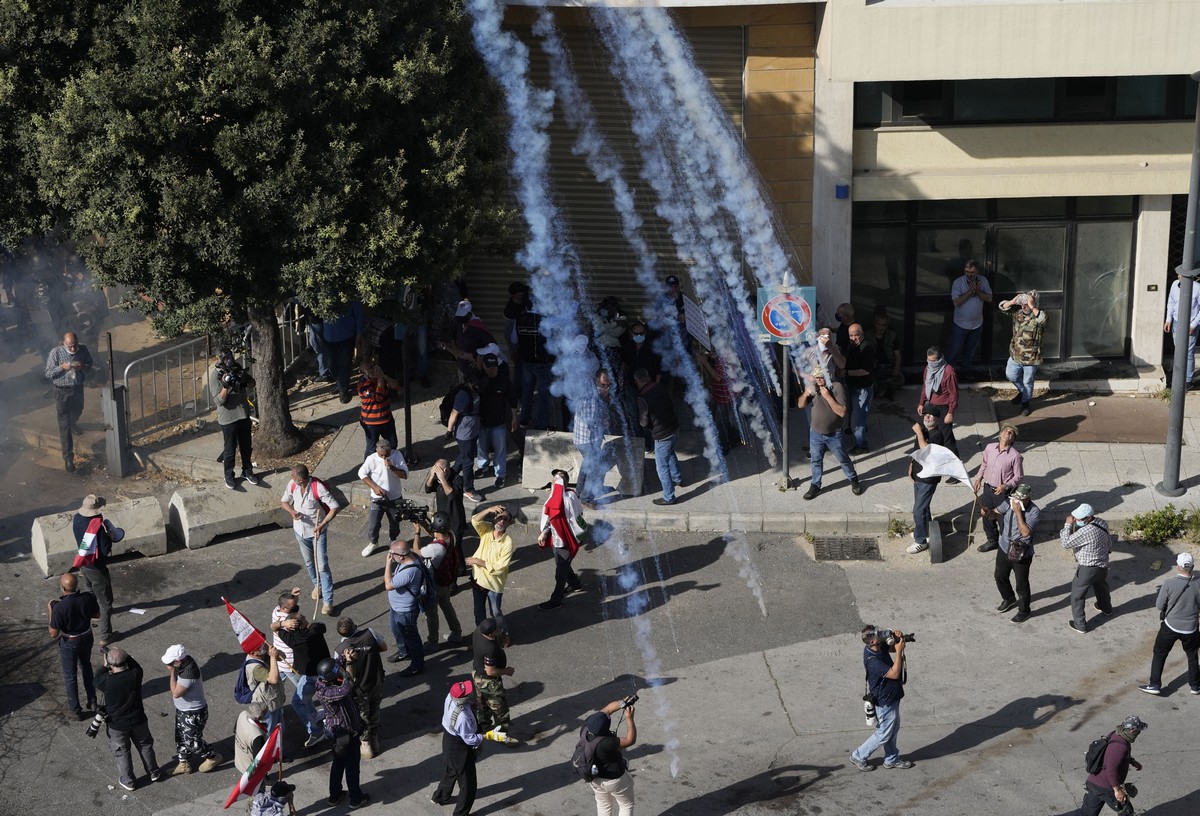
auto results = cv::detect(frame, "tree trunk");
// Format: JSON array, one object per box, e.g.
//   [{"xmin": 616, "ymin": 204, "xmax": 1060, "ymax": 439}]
[{"xmin": 246, "ymin": 304, "xmax": 306, "ymax": 458}]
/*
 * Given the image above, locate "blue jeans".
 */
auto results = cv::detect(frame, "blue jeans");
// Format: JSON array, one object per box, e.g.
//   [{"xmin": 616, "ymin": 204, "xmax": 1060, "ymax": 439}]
[
  {"xmin": 59, "ymin": 632, "xmax": 96, "ymax": 714},
  {"xmin": 852, "ymin": 700, "xmax": 901, "ymax": 766},
  {"xmin": 475, "ymin": 424, "xmax": 509, "ymax": 479},
  {"xmin": 308, "ymin": 326, "xmax": 331, "ymax": 378},
  {"xmin": 912, "ymin": 480, "xmax": 938, "ymax": 543},
  {"xmin": 575, "ymin": 441, "xmax": 605, "ymax": 502},
  {"xmin": 390, "ymin": 608, "xmax": 423, "ymax": 671},
  {"xmin": 809, "ymin": 429, "xmax": 857, "ymax": 489},
  {"xmin": 328, "ymin": 337, "xmax": 355, "ymax": 397},
  {"xmin": 653, "ymin": 435, "xmax": 682, "ymax": 502},
  {"xmin": 295, "ymin": 530, "xmax": 334, "ymax": 605},
  {"xmin": 281, "ymin": 669, "xmax": 321, "ymax": 736},
  {"xmin": 520, "ymin": 362, "xmax": 553, "ymax": 429},
  {"xmin": 947, "ymin": 323, "xmax": 982, "ymax": 371},
  {"xmin": 456, "ymin": 437, "xmax": 478, "ymax": 492},
  {"xmin": 849, "ymin": 385, "xmax": 873, "ymax": 449},
  {"xmin": 472, "ymin": 585, "xmax": 505, "ymax": 634},
  {"xmin": 1188, "ymin": 329, "xmax": 1198, "ymax": 384},
  {"xmin": 1005, "ymin": 356, "xmax": 1037, "ymax": 403}
]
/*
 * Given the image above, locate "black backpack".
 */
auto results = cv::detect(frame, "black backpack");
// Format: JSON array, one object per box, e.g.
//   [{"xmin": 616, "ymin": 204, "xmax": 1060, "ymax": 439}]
[
  {"xmin": 233, "ymin": 657, "xmax": 264, "ymax": 704},
  {"xmin": 570, "ymin": 724, "xmax": 606, "ymax": 782},
  {"xmin": 1085, "ymin": 733, "xmax": 1114, "ymax": 775},
  {"xmin": 439, "ymin": 383, "xmax": 473, "ymax": 427}
]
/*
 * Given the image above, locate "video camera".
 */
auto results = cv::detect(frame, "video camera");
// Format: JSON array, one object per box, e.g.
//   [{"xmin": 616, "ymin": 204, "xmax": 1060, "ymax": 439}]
[
  {"xmin": 379, "ymin": 497, "xmax": 431, "ymax": 529},
  {"xmin": 875, "ymin": 629, "xmax": 917, "ymax": 649}
]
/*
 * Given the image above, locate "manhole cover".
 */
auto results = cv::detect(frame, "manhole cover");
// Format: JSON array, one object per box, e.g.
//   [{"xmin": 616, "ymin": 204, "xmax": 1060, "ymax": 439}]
[{"xmin": 812, "ymin": 536, "xmax": 881, "ymax": 561}]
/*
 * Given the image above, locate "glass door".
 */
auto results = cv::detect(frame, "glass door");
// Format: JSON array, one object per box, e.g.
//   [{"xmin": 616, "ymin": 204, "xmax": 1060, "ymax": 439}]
[{"xmin": 989, "ymin": 225, "xmax": 1067, "ymax": 361}]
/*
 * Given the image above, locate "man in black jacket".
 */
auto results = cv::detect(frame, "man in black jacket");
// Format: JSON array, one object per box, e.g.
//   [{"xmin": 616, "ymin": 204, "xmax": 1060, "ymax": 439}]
[
  {"xmin": 634, "ymin": 368, "xmax": 682, "ymax": 507},
  {"xmin": 95, "ymin": 647, "xmax": 161, "ymax": 791},
  {"xmin": 278, "ymin": 612, "xmax": 332, "ymax": 749},
  {"xmin": 336, "ymin": 616, "xmax": 388, "ymax": 760},
  {"xmin": 907, "ymin": 407, "xmax": 958, "ymax": 555}
]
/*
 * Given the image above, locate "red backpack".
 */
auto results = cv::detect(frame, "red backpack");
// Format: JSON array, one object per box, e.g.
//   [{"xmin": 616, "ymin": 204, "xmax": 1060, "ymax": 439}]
[
  {"xmin": 291, "ymin": 477, "xmax": 335, "ymax": 518},
  {"xmin": 431, "ymin": 534, "xmax": 460, "ymax": 588}
]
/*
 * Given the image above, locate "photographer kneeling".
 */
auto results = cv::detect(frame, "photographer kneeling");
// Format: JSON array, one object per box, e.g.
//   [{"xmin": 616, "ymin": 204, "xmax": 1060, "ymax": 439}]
[
  {"xmin": 850, "ymin": 626, "xmax": 914, "ymax": 772},
  {"xmin": 94, "ymin": 647, "xmax": 162, "ymax": 790}
]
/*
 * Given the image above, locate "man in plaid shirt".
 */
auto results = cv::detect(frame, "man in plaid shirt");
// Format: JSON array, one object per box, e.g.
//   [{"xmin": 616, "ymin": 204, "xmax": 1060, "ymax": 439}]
[
  {"xmin": 573, "ymin": 370, "xmax": 611, "ymax": 508},
  {"xmin": 1061, "ymin": 502, "xmax": 1114, "ymax": 634}
]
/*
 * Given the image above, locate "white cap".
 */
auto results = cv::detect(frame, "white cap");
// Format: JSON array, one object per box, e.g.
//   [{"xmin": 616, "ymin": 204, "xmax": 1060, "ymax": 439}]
[
  {"xmin": 161, "ymin": 644, "xmax": 187, "ymax": 664},
  {"xmin": 1178, "ymin": 552, "xmax": 1194, "ymax": 569},
  {"xmin": 454, "ymin": 300, "xmax": 472, "ymax": 317},
  {"xmin": 1070, "ymin": 503, "xmax": 1094, "ymax": 519}
]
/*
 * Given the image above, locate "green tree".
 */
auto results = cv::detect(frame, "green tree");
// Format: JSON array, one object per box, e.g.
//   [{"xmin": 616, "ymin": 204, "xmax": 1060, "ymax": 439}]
[{"xmin": 35, "ymin": 0, "xmax": 506, "ymax": 456}]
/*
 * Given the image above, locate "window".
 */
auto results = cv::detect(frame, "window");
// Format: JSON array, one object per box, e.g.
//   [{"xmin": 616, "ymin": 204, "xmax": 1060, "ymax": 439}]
[{"xmin": 955, "ymin": 79, "xmax": 1054, "ymax": 122}]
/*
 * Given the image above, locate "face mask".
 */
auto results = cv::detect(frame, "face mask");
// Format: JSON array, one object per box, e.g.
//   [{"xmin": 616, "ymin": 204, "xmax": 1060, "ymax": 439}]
[
  {"xmin": 1075, "ymin": 520, "xmax": 1086, "ymax": 529},
  {"xmin": 632, "ymin": 334, "xmax": 645, "ymax": 345}
]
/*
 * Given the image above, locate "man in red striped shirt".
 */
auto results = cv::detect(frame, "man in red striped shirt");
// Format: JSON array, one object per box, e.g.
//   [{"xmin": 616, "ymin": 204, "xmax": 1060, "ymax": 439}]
[{"xmin": 358, "ymin": 359, "xmax": 400, "ymax": 459}]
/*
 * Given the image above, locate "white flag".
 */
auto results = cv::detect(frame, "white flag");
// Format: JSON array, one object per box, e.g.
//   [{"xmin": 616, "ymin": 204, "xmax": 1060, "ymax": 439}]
[{"xmin": 911, "ymin": 444, "xmax": 971, "ymax": 483}]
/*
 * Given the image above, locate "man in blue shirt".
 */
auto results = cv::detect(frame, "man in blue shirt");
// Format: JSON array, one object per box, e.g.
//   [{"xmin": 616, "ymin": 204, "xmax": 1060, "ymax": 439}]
[
  {"xmin": 45, "ymin": 331, "xmax": 93, "ymax": 472},
  {"xmin": 985, "ymin": 483, "xmax": 1041, "ymax": 624},
  {"xmin": 850, "ymin": 626, "xmax": 913, "ymax": 772},
  {"xmin": 383, "ymin": 542, "xmax": 426, "ymax": 678}
]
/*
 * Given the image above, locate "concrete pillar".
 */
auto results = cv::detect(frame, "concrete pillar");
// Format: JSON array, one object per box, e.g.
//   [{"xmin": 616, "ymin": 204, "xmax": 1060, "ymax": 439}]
[
  {"xmin": 811, "ymin": 43, "xmax": 854, "ymax": 315},
  {"xmin": 1129, "ymin": 195, "xmax": 1172, "ymax": 375}
]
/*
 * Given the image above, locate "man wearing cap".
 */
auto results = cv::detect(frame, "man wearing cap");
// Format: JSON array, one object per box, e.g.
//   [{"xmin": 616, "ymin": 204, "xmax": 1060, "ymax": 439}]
[
  {"xmin": 358, "ymin": 438, "xmax": 409, "ymax": 559},
  {"xmin": 973, "ymin": 425, "xmax": 1024, "ymax": 552},
  {"xmin": 72, "ymin": 493, "xmax": 121, "ymax": 646},
  {"xmin": 383, "ymin": 542, "xmax": 427, "ymax": 678},
  {"xmin": 47, "ymin": 572, "xmax": 99, "ymax": 720},
  {"xmin": 1061, "ymin": 503, "xmax": 1114, "ymax": 633},
  {"xmin": 1138, "ymin": 552, "xmax": 1200, "ymax": 695},
  {"xmin": 162, "ymin": 644, "xmax": 222, "ymax": 774},
  {"xmin": 471, "ymin": 618, "xmax": 514, "ymax": 737},
  {"xmin": 95, "ymin": 646, "xmax": 162, "ymax": 791},
  {"xmin": 907, "ymin": 407, "xmax": 959, "ymax": 555},
  {"xmin": 473, "ymin": 351, "xmax": 519, "ymax": 492},
  {"xmin": 282, "ymin": 464, "xmax": 343, "ymax": 615},
  {"xmin": 584, "ymin": 699, "xmax": 638, "ymax": 816},
  {"xmin": 432, "ymin": 679, "xmax": 483, "ymax": 815},
  {"xmin": 411, "ymin": 513, "xmax": 465, "ymax": 650},
  {"xmin": 446, "ymin": 299, "xmax": 496, "ymax": 380},
  {"xmin": 336, "ymin": 617, "xmax": 388, "ymax": 759},
  {"xmin": 983, "ymin": 483, "xmax": 1041, "ymax": 623},
  {"xmin": 1075, "ymin": 716, "xmax": 1145, "ymax": 816},
  {"xmin": 45, "ymin": 331, "xmax": 93, "ymax": 472}
]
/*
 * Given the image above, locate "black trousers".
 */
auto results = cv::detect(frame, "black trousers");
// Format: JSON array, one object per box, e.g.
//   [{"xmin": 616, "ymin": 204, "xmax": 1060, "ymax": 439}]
[
  {"xmin": 994, "ymin": 548, "xmax": 1032, "ymax": 614},
  {"xmin": 550, "ymin": 548, "xmax": 582, "ymax": 601},
  {"xmin": 55, "ymin": 386, "xmax": 84, "ymax": 467},
  {"xmin": 1076, "ymin": 780, "xmax": 1132, "ymax": 816},
  {"xmin": 434, "ymin": 731, "xmax": 477, "ymax": 816},
  {"xmin": 220, "ymin": 417, "xmax": 253, "ymax": 478},
  {"xmin": 979, "ymin": 484, "xmax": 1005, "ymax": 544}
]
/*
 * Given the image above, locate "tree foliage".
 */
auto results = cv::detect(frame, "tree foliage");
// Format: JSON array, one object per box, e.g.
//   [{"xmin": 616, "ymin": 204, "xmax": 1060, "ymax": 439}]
[{"xmin": 29, "ymin": 0, "xmax": 507, "ymax": 455}]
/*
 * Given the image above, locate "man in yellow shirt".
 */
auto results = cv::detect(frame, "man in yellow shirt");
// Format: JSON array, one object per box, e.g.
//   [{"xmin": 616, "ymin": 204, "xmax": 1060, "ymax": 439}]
[{"xmin": 466, "ymin": 505, "xmax": 515, "ymax": 639}]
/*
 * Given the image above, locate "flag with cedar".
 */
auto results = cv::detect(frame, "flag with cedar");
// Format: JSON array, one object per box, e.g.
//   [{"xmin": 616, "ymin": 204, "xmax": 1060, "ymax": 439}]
[{"xmin": 223, "ymin": 724, "xmax": 282, "ymax": 807}]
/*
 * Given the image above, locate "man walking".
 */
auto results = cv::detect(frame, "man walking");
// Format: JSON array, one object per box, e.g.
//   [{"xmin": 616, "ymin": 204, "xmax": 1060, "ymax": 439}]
[
  {"xmin": 335, "ymin": 617, "xmax": 388, "ymax": 759},
  {"xmin": 946, "ymin": 259, "xmax": 992, "ymax": 376},
  {"xmin": 984, "ymin": 483, "xmax": 1041, "ymax": 623},
  {"xmin": 998, "ymin": 290, "xmax": 1047, "ymax": 416},
  {"xmin": 47, "ymin": 572, "xmax": 99, "ymax": 719},
  {"xmin": 1164, "ymin": 271, "xmax": 1200, "ymax": 389},
  {"xmin": 281, "ymin": 464, "xmax": 343, "ymax": 615},
  {"xmin": 973, "ymin": 425, "xmax": 1024, "ymax": 552},
  {"xmin": 906, "ymin": 407, "xmax": 958, "ymax": 555},
  {"xmin": 411, "ymin": 512, "xmax": 464, "ymax": 650},
  {"xmin": 1061, "ymin": 503, "xmax": 1114, "ymax": 634},
  {"xmin": 72, "ymin": 493, "xmax": 120, "ymax": 646},
  {"xmin": 844, "ymin": 323, "xmax": 875, "ymax": 454},
  {"xmin": 850, "ymin": 626, "xmax": 914, "ymax": 771},
  {"xmin": 446, "ymin": 380, "xmax": 484, "ymax": 503},
  {"xmin": 798, "ymin": 369, "xmax": 863, "ymax": 500},
  {"xmin": 208, "ymin": 348, "xmax": 260, "ymax": 490},
  {"xmin": 431, "ymin": 679, "xmax": 483, "ymax": 815},
  {"xmin": 472, "ymin": 618, "xmax": 514, "ymax": 738},
  {"xmin": 635, "ymin": 367, "xmax": 682, "ymax": 506},
  {"xmin": 45, "ymin": 331, "xmax": 93, "ymax": 472},
  {"xmin": 358, "ymin": 438, "xmax": 408, "ymax": 558},
  {"xmin": 473, "ymin": 352, "xmax": 518, "ymax": 491},
  {"xmin": 537, "ymin": 470, "xmax": 586, "ymax": 611},
  {"xmin": 383, "ymin": 542, "xmax": 427, "ymax": 678},
  {"xmin": 1138, "ymin": 552, "xmax": 1200, "ymax": 695},
  {"xmin": 162, "ymin": 644, "xmax": 222, "ymax": 775},
  {"xmin": 1074, "ymin": 716, "xmax": 1146, "ymax": 816},
  {"xmin": 95, "ymin": 646, "xmax": 162, "ymax": 791}
]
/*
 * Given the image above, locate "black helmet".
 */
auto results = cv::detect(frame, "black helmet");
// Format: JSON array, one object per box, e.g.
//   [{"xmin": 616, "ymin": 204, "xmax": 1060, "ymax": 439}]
[
  {"xmin": 431, "ymin": 512, "xmax": 451, "ymax": 534},
  {"xmin": 316, "ymin": 658, "xmax": 341, "ymax": 683}
]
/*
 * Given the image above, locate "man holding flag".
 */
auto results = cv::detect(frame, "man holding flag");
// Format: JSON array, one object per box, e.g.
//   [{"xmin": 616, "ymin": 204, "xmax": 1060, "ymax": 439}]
[
  {"xmin": 224, "ymin": 720, "xmax": 282, "ymax": 810},
  {"xmin": 72, "ymin": 493, "xmax": 122, "ymax": 646},
  {"xmin": 907, "ymin": 407, "xmax": 963, "ymax": 555},
  {"xmin": 537, "ymin": 469, "xmax": 587, "ymax": 610}
]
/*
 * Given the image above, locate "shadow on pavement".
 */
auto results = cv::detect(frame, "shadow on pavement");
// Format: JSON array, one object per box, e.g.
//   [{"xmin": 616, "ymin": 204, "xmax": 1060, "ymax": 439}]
[{"xmin": 908, "ymin": 694, "xmax": 1082, "ymax": 762}]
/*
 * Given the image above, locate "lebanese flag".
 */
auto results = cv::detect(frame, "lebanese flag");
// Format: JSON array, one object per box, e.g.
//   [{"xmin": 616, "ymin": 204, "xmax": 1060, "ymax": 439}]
[
  {"xmin": 223, "ymin": 597, "xmax": 266, "ymax": 655},
  {"xmin": 538, "ymin": 474, "xmax": 587, "ymax": 557},
  {"xmin": 223, "ymin": 724, "xmax": 281, "ymax": 808}
]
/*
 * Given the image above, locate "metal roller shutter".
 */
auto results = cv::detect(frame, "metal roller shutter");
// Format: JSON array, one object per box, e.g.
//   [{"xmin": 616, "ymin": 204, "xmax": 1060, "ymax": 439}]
[{"xmin": 464, "ymin": 23, "xmax": 745, "ymax": 335}]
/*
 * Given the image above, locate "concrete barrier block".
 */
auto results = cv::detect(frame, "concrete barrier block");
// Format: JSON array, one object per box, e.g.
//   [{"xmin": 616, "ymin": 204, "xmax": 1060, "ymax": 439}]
[
  {"xmin": 763, "ymin": 513, "xmax": 808, "ymax": 534},
  {"xmin": 596, "ymin": 508, "xmax": 647, "ymax": 531},
  {"xmin": 520, "ymin": 431, "xmax": 645, "ymax": 498},
  {"xmin": 688, "ymin": 513, "xmax": 731, "ymax": 532},
  {"xmin": 168, "ymin": 484, "xmax": 292, "ymax": 550},
  {"xmin": 30, "ymin": 497, "xmax": 167, "ymax": 578}
]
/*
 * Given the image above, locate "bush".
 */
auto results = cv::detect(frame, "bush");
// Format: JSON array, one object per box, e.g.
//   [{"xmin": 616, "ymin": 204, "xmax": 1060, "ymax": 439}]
[
  {"xmin": 887, "ymin": 518, "xmax": 912, "ymax": 538},
  {"xmin": 1125, "ymin": 504, "xmax": 1187, "ymax": 546},
  {"xmin": 1185, "ymin": 510, "xmax": 1200, "ymax": 546}
]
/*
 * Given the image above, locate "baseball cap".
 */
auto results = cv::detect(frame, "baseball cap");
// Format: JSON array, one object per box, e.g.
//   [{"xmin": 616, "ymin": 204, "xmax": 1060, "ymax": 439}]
[
  {"xmin": 479, "ymin": 618, "xmax": 498, "ymax": 636},
  {"xmin": 1000, "ymin": 423, "xmax": 1019, "ymax": 437},
  {"xmin": 454, "ymin": 299, "xmax": 472, "ymax": 317},
  {"xmin": 1178, "ymin": 552, "xmax": 1194, "ymax": 569},
  {"xmin": 161, "ymin": 644, "xmax": 187, "ymax": 664},
  {"xmin": 449, "ymin": 679, "xmax": 474, "ymax": 699},
  {"xmin": 270, "ymin": 781, "xmax": 296, "ymax": 797},
  {"xmin": 1120, "ymin": 715, "xmax": 1148, "ymax": 733},
  {"xmin": 1010, "ymin": 483, "xmax": 1033, "ymax": 501},
  {"xmin": 665, "ymin": 275, "xmax": 680, "ymax": 286},
  {"xmin": 1071, "ymin": 503, "xmax": 1095, "ymax": 519}
]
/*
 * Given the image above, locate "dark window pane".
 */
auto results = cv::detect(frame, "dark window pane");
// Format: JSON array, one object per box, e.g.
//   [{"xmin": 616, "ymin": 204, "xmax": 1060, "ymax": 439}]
[
  {"xmin": 1059, "ymin": 77, "xmax": 1109, "ymax": 118},
  {"xmin": 916, "ymin": 200, "xmax": 987, "ymax": 221},
  {"xmin": 854, "ymin": 82, "xmax": 887, "ymax": 127},
  {"xmin": 954, "ymin": 79, "xmax": 1055, "ymax": 122},
  {"xmin": 1075, "ymin": 196, "xmax": 1136, "ymax": 217},
  {"xmin": 850, "ymin": 226, "xmax": 907, "ymax": 317},
  {"xmin": 899, "ymin": 81, "xmax": 947, "ymax": 120},
  {"xmin": 1115, "ymin": 76, "xmax": 1168, "ymax": 118},
  {"xmin": 995, "ymin": 198, "xmax": 1068, "ymax": 219},
  {"xmin": 1186, "ymin": 80, "xmax": 1197, "ymax": 118},
  {"xmin": 853, "ymin": 201, "xmax": 908, "ymax": 222},
  {"xmin": 915, "ymin": 229, "xmax": 987, "ymax": 296}
]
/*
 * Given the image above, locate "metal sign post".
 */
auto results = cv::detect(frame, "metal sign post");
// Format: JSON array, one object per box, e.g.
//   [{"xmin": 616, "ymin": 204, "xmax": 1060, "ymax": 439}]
[{"xmin": 758, "ymin": 281, "xmax": 817, "ymax": 491}]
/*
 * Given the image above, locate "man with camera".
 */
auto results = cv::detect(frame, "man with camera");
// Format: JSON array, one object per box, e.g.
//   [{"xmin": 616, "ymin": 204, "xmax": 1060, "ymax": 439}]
[
  {"xmin": 982, "ymin": 483, "xmax": 1041, "ymax": 623},
  {"xmin": 47, "ymin": 571, "xmax": 99, "ymax": 720},
  {"xmin": 208, "ymin": 347, "xmax": 259, "ymax": 491},
  {"xmin": 358, "ymin": 438, "xmax": 409, "ymax": 558},
  {"xmin": 998, "ymin": 289, "xmax": 1047, "ymax": 416},
  {"xmin": 383, "ymin": 541, "xmax": 427, "ymax": 678},
  {"xmin": 850, "ymin": 626, "xmax": 914, "ymax": 771},
  {"xmin": 1076, "ymin": 715, "xmax": 1146, "ymax": 816},
  {"xmin": 94, "ymin": 646, "xmax": 162, "ymax": 791},
  {"xmin": 336, "ymin": 617, "xmax": 388, "ymax": 760},
  {"xmin": 581, "ymin": 696, "xmax": 638, "ymax": 816}
]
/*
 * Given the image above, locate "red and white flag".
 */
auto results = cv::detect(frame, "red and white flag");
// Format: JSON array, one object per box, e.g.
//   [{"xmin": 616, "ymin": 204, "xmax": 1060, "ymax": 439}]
[
  {"xmin": 223, "ymin": 724, "xmax": 281, "ymax": 808},
  {"xmin": 223, "ymin": 597, "xmax": 266, "ymax": 655}
]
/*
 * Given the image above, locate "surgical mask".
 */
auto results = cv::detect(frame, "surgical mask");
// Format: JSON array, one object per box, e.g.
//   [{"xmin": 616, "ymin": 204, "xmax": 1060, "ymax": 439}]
[
  {"xmin": 632, "ymin": 334, "xmax": 645, "ymax": 345},
  {"xmin": 1075, "ymin": 520, "xmax": 1086, "ymax": 529}
]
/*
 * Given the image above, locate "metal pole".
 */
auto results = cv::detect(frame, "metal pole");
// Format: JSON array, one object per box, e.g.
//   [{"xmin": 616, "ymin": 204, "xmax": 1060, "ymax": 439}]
[
  {"xmin": 1158, "ymin": 71, "xmax": 1200, "ymax": 498},
  {"xmin": 778, "ymin": 342, "xmax": 790, "ymax": 490}
]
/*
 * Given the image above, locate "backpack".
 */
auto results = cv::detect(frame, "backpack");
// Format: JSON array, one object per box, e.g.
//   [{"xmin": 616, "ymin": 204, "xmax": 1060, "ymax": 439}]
[
  {"xmin": 234, "ymin": 658, "xmax": 264, "ymax": 704},
  {"xmin": 319, "ymin": 681, "xmax": 363, "ymax": 741},
  {"xmin": 439, "ymin": 383, "xmax": 475, "ymax": 427},
  {"xmin": 570, "ymin": 724, "xmax": 606, "ymax": 783},
  {"xmin": 290, "ymin": 477, "xmax": 334, "ymax": 518},
  {"xmin": 431, "ymin": 535, "xmax": 460, "ymax": 588},
  {"xmin": 1085, "ymin": 733, "xmax": 1114, "ymax": 775},
  {"xmin": 395, "ymin": 561, "xmax": 437, "ymax": 612}
]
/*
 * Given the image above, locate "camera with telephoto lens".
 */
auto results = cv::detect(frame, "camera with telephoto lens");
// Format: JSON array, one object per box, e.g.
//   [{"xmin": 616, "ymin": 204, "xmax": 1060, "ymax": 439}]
[
  {"xmin": 217, "ymin": 361, "xmax": 250, "ymax": 395},
  {"xmin": 876, "ymin": 629, "xmax": 917, "ymax": 649},
  {"xmin": 85, "ymin": 708, "xmax": 107, "ymax": 738}
]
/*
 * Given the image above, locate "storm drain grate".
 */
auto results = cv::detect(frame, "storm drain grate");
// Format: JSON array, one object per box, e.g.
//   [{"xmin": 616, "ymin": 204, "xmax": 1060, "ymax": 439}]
[{"xmin": 812, "ymin": 536, "xmax": 882, "ymax": 561}]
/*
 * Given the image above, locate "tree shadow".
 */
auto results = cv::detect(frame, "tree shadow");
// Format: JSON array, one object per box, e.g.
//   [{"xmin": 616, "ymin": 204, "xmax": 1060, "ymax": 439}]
[
  {"xmin": 908, "ymin": 694, "xmax": 1082, "ymax": 761},
  {"xmin": 657, "ymin": 762, "xmax": 838, "ymax": 816}
]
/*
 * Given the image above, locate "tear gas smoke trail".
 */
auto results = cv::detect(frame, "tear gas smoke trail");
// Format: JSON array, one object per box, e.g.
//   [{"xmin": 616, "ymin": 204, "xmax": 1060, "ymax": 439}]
[
  {"xmin": 593, "ymin": 7, "xmax": 780, "ymax": 465},
  {"xmin": 535, "ymin": 9, "xmax": 727, "ymax": 476},
  {"xmin": 722, "ymin": 534, "xmax": 767, "ymax": 617}
]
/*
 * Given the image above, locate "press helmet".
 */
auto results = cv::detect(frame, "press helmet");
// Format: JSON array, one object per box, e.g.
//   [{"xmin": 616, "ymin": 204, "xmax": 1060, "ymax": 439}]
[
  {"xmin": 316, "ymin": 658, "xmax": 341, "ymax": 683},
  {"xmin": 431, "ymin": 512, "xmax": 451, "ymax": 535}
]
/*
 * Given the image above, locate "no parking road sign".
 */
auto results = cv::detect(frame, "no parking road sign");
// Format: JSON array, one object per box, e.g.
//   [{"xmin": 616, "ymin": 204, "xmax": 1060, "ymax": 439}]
[{"xmin": 758, "ymin": 286, "xmax": 816, "ymax": 344}]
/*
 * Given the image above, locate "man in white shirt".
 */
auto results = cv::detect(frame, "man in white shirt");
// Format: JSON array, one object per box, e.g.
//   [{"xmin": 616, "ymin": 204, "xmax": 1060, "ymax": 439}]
[
  {"xmin": 280, "ymin": 464, "xmax": 342, "ymax": 615},
  {"xmin": 1164, "ymin": 272, "xmax": 1200, "ymax": 388},
  {"xmin": 946, "ymin": 259, "xmax": 993, "ymax": 377},
  {"xmin": 358, "ymin": 438, "xmax": 409, "ymax": 557}
]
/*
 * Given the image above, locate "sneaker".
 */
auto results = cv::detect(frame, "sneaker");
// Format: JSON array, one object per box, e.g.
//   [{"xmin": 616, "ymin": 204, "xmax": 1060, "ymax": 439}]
[
  {"xmin": 465, "ymin": 491, "xmax": 484, "ymax": 503},
  {"xmin": 224, "ymin": 474, "xmax": 237, "ymax": 490},
  {"xmin": 149, "ymin": 768, "xmax": 164, "ymax": 783},
  {"xmin": 118, "ymin": 779, "xmax": 136, "ymax": 792},
  {"xmin": 539, "ymin": 599, "xmax": 563, "ymax": 610},
  {"xmin": 328, "ymin": 791, "xmax": 346, "ymax": 805},
  {"xmin": 431, "ymin": 793, "xmax": 452, "ymax": 806},
  {"xmin": 241, "ymin": 470, "xmax": 261, "ymax": 486},
  {"xmin": 349, "ymin": 794, "xmax": 370, "ymax": 809},
  {"xmin": 494, "ymin": 477, "xmax": 505, "ymax": 490},
  {"xmin": 305, "ymin": 733, "xmax": 326, "ymax": 748},
  {"xmin": 996, "ymin": 598, "xmax": 1018, "ymax": 613},
  {"xmin": 473, "ymin": 467, "xmax": 492, "ymax": 479},
  {"xmin": 977, "ymin": 541, "xmax": 998, "ymax": 553},
  {"xmin": 849, "ymin": 755, "xmax": 874, "ymax": 772},
  {"xmin": 171, "ymin": 760, "xmax": 192, "ymax": 776},
  {"xmin": 651, "ymin": 497, "xmax": 675, "ymax": 506},
  {"xmin": 198, "ymin": 753, "xmax": 222, "ymax": 773},
  {"xmin": 1068, "ymin": 620, "xmax": 1088, "ymax": 634},
  {"xmin": 1020, "ymin": 404, "xmax": 1031, "ymax": 417},
  {"xmin": 883, "ymin": 759, "xmax": 914, "ymax": 770},
  {"xmin": 361, "ymin": 542, "xmax": 379, "ymax": 557},
  {"xmin": 360, "ymin": 740, "xmax": 375, "ymax": 760},
  {"xmin": 1093, "ymin": 603, "xmax": 1113, "ymax": 617},
  {"xmin": 851, "ymin": 479, "xmax": 864, "ymax": 495},
  {"xmin": 310, "ymin": 585, "xmax": 321, "ymax": 600},
  {"xmin": 321, "ymin": 603, "xmax": 334, "ymax": 616},
  {"xmin": 1011, "ymin": 611, "xmax": 1030, "ymax": 624},
  {"xmin": 803, "ymin": 485, "xmax": 821, "ymax": 501},
  {"xmin": 906, "ymin": 541, "xmax": 929, "ymax": 554},
  {"xmin": 1190, "ymin": 687, "xmax": 1200, "ymax": 695},
  {"xmin": 398, "ymin": 666, "xmax": 423, "ymax": 678},
  {"xmin": 1138, "ymin": 685, "xmax": 1162, "ymax": 695},
  {"xmin": 339, "ymin": 392, "xmax": 352, "ymax": 404}
]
